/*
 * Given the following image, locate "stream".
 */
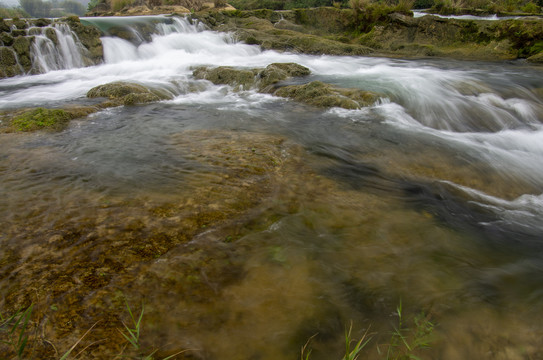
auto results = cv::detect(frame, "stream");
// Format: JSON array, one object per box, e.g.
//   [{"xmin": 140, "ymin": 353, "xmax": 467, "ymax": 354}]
[{"xmin": 1, "ymin": 15, "xmax": 543, "ymax": 359}]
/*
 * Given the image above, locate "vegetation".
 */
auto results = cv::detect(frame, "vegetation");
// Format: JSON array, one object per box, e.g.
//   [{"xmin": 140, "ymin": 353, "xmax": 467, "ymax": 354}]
[
  {"xmin": 380, "ymin": 301, "xmax": 434, "ymax": 359},
  {"xmin": 300, "ymin": 303, "xmax": 434, "ymax": 360},
  {"xmin": 18, "ymin": 0, "xmax": 86, "ymax": 17},
  {"xmin": 0, "ymin": 304, "xmax": 34, "ymax": 359},
  {"xmin": 0, "ymin": 4, "xmax": 29, "ymax": 17},
  {"xmin": 227, "ymin": 0, "xmax": 541, "ymax": 13},
  {"xmin": 10, "ymin": 108, "xmax": 72, "ymax": 132}
]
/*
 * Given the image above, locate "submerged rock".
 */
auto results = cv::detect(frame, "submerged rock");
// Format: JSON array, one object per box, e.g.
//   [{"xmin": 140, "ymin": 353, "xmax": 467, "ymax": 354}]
[
  {"xmin": 275, "ymin": 81, "xmax": 381, "ymax": 109},
  {"xmin": 87, "ymin": 81, "xmax": 173, "ymax": 106}
]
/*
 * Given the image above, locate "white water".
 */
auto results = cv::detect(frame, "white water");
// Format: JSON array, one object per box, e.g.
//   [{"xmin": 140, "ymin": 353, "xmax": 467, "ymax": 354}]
[
  {"xmin": 1, "ymin": 16, "xmax": 543, "ymax": 223},
  {"xmin": 30, "ymin": 23, "xmax": 88, "ymax": 73},
  {"xmin": 412, "ymin": 10, "xmax": 523, "ymax": 20}
]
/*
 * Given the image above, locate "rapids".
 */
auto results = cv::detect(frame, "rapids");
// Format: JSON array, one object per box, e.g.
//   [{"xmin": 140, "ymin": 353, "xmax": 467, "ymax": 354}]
[{"xmin": 1, "ymin": 15, "xmax": 543, "ymax": 360}]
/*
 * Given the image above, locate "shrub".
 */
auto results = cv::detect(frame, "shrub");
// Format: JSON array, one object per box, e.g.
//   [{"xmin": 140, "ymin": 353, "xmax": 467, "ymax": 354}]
[
  {"xmin": 522, "ymin": 1, "xmax": 541, "ymax": 12},
  {"xmin": 111, "ymin": 0, "xmax": 134, "ymax": 11}
]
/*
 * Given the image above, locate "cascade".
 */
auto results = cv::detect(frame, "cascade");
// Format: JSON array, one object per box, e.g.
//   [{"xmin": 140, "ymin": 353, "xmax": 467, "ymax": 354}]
[{"xmin": 30, "ymin": 24, "xmax": 87, "ymax": 73}]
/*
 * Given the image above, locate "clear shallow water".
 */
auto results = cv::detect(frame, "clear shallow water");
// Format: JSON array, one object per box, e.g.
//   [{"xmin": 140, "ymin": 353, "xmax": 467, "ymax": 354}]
[{"xmin": 1, "ymin": 16, "xmax": 543, "ymax": 359}]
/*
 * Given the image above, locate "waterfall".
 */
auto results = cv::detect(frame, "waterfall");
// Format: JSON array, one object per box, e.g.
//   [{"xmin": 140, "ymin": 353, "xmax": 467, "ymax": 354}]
[{"xmin": 30, "ymin": 24, "xmax": 88, "ymax": 73}]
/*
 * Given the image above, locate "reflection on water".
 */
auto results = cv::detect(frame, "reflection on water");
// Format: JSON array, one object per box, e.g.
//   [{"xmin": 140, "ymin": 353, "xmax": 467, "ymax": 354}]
[{"xmin": 1, "ymin": 16, "xmax": 543, "ymax": 360}]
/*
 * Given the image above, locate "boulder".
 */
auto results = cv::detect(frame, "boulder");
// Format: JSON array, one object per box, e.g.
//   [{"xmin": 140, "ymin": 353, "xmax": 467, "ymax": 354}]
[
  {"xmin": 0, "ymin": 47, "xmax": 22, "ymax": 78},
  {"xmin": 274, "ymin": 81, "xmax": 382, "ymax": 110},
  {"xmin": 193, "ymin": 62, "xmax": 311, "ymax": 92},
  {"xmin": 527, "ymin": 52, "xmax": 543, "ymax": 64},
  {"xmin": 258, "ymin": 62, "xmax": 311, "ymax": 92},
  {"xmin": 87, "ymin": 81, "xmax": 172, "ymax": 106},
  {"xmin": 193, "ymin": 66, "xmax": 259, "ymax": 91},
  {"xmin": 0, "ymin": 32, "xmax": 14, "ymax": 47},
  {"xmin": 12, "ymin": 36, "xmax": 33, "ymax": 72}
]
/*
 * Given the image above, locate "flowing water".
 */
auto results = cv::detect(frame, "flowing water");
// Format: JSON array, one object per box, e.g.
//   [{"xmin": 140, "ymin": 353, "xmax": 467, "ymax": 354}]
[{"xmin": 1, "ymin": 15, "xmax": 543, "ymax": 359}]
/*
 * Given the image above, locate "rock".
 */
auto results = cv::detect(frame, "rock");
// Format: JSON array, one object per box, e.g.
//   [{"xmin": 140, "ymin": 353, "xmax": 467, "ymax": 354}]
[
  {"xmin": 87, "ymin": 81, "xmax": 172, "ymax": 106},
  {"xmin": 0, "ymin": 19, "xmax": 10, "ymax": 33},
  {"xmin": 0, "ymin": 32, "xmax": 14, "ymax": 47},
  {"xmin": 33, "ymin": 18, "xmax": 52, "ymax": 27},
  {"xmin": 11, "ymin": 30, "xmax": 27, "ymax": 37},
  {"xmin": 1, "ymin": 105, "xmax": 99, "ymax": 133},
  {"xmin": 12, "ymin": 36, "xmax": 33, "ymax": 72},
  {"xmin": 13, "ymin": 18, "xmax": 28, "ymax": 30},
  {"xmin": 45, "ymin": 27, "xmax": 59, "ymax": 46},
  {"xmin": 0, "ymin": 47, "xmax": 22, "ymax": 78},
  {"xmin": 61, "ymin": 18, "xmax": 103, "ymax": 65},
  {"xmin": 274, "ymin": 81, "xmax": 382, "ymax": 110},
  {"xmin": 258, "ymin": 62, "xmax": 311, "ymax": 92},
  {"xmin": 527, "ymin": 52, "xmax": 543, "ymax": 64},
  {"xmin": 193, "ymin": 66, "xmax": 259, "ymax": 90},
  {"xmin": 193, "ymin": 62, "xmax": 311, "ymax": 92},
  {"xmin": 9, "ymin": 108, "xmax": 72, "ymax": 132}
]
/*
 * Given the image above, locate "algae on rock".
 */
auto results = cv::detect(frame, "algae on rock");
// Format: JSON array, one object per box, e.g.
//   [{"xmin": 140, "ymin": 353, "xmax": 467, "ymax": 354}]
[
  {"xmin": 193, "ymin": 62, "xmax": 312, "ymax": 92},
  {"xmin": 87, "ymin": 81, "xmax": 173, "ymax": 106},
  {"xmin": 275, "ymin": 81, "xmax": 381, "ymax": 109}
]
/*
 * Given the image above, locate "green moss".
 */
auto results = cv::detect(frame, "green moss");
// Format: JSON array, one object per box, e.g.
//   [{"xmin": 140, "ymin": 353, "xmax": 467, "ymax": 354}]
[
  {"xmin": 274, "ymin": 81, "xmax": 382, "ymax": 109},
  {"xmin": 192, "ymin": 66, "xmax": 258, "ymax": 90},
  {"xmin": 11, "ymin": 108, "xmax": 72, "ymax": 132},
  {"xmin": 87, "ymin": 81, "xmax": 170, "ymax": 106}
]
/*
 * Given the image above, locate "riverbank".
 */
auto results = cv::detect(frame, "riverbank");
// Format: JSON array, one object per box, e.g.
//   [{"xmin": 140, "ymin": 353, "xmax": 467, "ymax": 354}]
[{"xmin": 191, "ymin": 7, "xmax": 543, "ymax": 62}]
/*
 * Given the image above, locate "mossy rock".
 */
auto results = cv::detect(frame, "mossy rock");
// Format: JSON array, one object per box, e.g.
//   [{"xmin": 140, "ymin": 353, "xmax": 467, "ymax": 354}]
[
  {"xmin": 88, "ymin": 82, "xmax": 153, "ymax": 99},
  {"xmin": 193, "ymin": 62, "xmax": 311, "ymax": 92},
  {"xmin": 258, "ymin": 63, "xmax": 311, "ymax": 92},
  {"xmin": 0, "ymin": 47, "xmax": 22, "ymax": 78},
  {"xmin": 527, "ymin": 52, "xmax": 543, "ymax": 64},
  {"xmin": 12, "ymin": 36, "xmax": 32, "ymax": 58},
  {"xmin": 87, "ymin": 81, "xmax": 171, "ymax": 106},
  {"xmin": 274, "ymin": 81, "xmax": 382, "ymax": 110},
  {"xmin": 0, "ymin": 19, "xmax": 10, "ymax": 33},
  {"xmin": 33, "ymin": 18, "xmax": 52, "ymax": 27},
  {"xmin": 45, "ymin": 27, "xmax": 59, "ymax": 46},
  {"xmin": 61, "ymin": 18, "xmax": 103, "ymax": 64},
  {"xmin": 13, "ymin": 18, "xmax": 28, "ymax": 30},
  {"xmin": 11, "ymin": 29, "xmax": 26, "ymax": 37},
  {"xmin": 10, "ymin": 108, "xmax": 72, "ymax": 132},
  {"xmin": 2, "ymin": 106, "xmax": 98, "ymax": 132},
  {"xmin": 0, "ymin": 32, "xmax": 14, "ymax": 46},
  {"xmin": 192, "ymin": 66, "xmax": 259, "ymax": 90}
]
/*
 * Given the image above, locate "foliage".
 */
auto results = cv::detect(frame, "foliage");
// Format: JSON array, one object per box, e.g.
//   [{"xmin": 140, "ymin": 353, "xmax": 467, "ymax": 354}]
[
  {"xmin": 87, "ymin": 0, "xmax": 100, "ymax": 10},
  {"xmin": 229, "ymin": 0, "xmax": 345, "ymax": 10},
  {"xmin": 214, "ymin": 0, "xmax": 228, "ymax": 8},
  {"xmin": 350, "ymin": 0, "xmax": 413, "ymax": 33},
  {"xmin": 521, "ymin": 1, "xmax": 541, "ymax": 12},
  {"xmin": 380, "ymin": 301, "xmax": 435, "ymax": 360},
  {"xmin": 0, "ymin": 5, "xmax": 29, "ymax": 17},
  {"xmin": 61, "ymin": 0, "xmax": 86, "ymax": 15},
  {"xmin": 111, "ymin": 0, "xmax": 134, "ymax": 11},
  {"xmin": 120, "ymin": 300, "xmax": 144, "ymax": 350},
  {"xmin": 11, "ymin": 108, "xmax": 72, "ymax": 132},
  {"xmin": 19, "ymin": 0, "xmax": 52, "ymax": 17},
  {"xmin": 341, "ymin": 323, "xmax": 371, "ymax": 360},
  {"xmin": 161, "ymin": 0, "xmax": 206, "ymax": 10},
  {"xmin": 0, "ymin": 304, "xmax": 34, "ymax": 359}
]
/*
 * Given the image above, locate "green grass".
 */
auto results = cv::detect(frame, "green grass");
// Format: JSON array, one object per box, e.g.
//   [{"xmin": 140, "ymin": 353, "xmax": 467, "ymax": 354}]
[
  {"xmin": 381, "ymin": 301, "xmax": 435, "ymax": 360},
  {"xmin": 121, "ymin": 300, "xmax": 145, "ymax": 350},
  {"xmin": 0, "ymin": 303, "xmax": 34, "ymax": 359}
]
